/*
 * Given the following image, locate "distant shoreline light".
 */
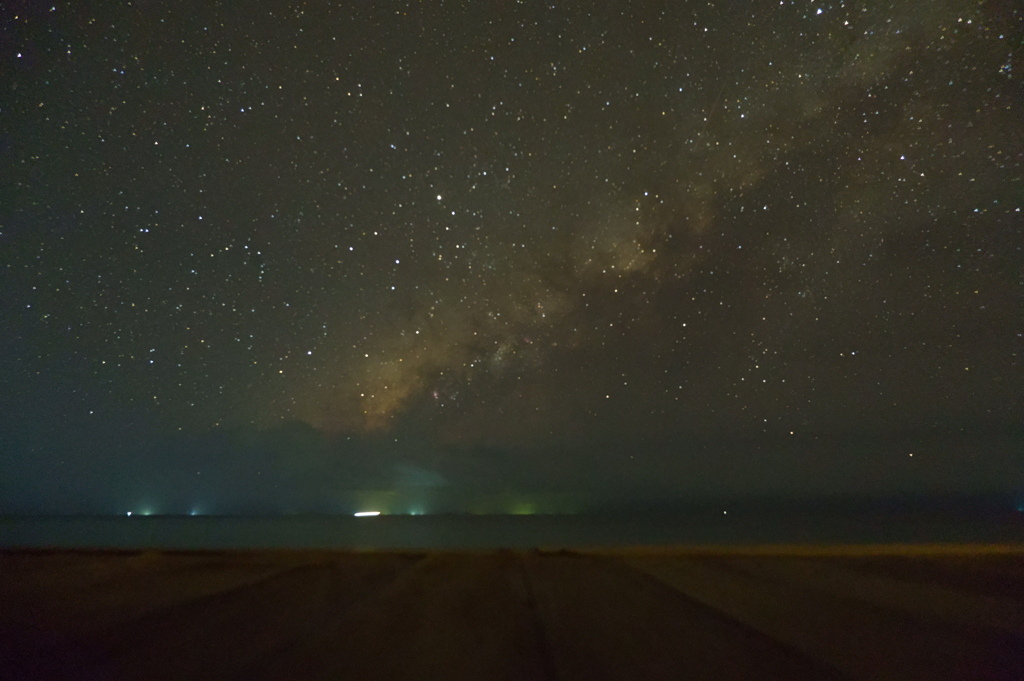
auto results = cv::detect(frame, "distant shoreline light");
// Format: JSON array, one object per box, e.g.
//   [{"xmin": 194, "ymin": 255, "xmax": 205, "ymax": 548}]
[{"xmin": 353, "ymin": 511, "xmax": 381, "ymax": 517}]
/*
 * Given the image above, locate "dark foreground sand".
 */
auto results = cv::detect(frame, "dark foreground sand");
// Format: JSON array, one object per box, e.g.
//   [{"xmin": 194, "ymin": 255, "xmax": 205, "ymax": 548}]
[{"xmin": 2, "ymin": 545, "xmax": 1022, "ymax": 680}]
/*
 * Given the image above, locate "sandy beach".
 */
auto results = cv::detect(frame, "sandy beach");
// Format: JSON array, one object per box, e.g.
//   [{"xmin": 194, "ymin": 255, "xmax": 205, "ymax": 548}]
[{"xmin": 2, "ymin": 545, "xmax": 1022, "ymax": 680}]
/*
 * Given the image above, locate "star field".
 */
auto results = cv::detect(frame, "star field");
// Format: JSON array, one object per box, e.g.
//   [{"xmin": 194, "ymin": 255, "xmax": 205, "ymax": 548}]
[{"xmin": 2, "ymin": 1, "xmax": 1021, "ymax": 511}]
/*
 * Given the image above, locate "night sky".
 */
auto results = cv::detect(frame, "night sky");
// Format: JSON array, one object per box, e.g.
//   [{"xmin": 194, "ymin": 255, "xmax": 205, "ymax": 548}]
[{"xmin": 2, "ymin": 1, "xmax": 1021, "ymax": 514}]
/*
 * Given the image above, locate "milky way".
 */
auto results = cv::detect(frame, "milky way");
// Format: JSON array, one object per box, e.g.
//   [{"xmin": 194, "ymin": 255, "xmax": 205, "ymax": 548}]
[{"xmin": 2, "ymin": 1, "xmax": 1021, "ymax": 509}]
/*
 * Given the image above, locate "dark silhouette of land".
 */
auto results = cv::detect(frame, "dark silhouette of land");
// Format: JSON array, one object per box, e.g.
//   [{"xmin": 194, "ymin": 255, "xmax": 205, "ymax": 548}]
[{"xmin": 2, "ymin": 545, "xmax": 1022, "ymax": 680}]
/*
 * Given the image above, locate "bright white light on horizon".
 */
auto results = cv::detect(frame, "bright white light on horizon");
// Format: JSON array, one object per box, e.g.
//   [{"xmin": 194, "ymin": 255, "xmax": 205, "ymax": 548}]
[
  {"xmin": 354, "ymin": 511, "xmax": 381, "ymax": 517},
  {"xmin": 126, "ymin": 511, "xmax": 132, "ymax": 516}
]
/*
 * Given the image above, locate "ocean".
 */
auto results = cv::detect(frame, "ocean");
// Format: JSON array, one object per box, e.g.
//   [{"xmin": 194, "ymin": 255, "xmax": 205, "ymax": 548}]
[{"xmin": 2, "ymin": 509, "xmax": 1022, "ymax": 550}]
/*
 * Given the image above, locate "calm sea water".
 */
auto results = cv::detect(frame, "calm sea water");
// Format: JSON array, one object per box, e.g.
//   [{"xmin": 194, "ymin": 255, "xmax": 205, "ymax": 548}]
[{"xmin": 2, "ymin": 511, "xmax": 1022, "ymax": 549}]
